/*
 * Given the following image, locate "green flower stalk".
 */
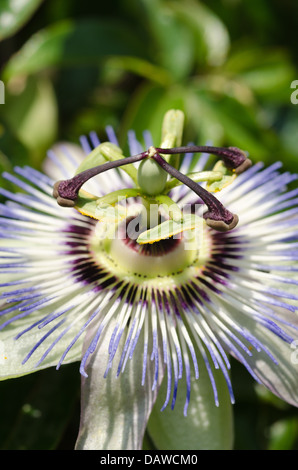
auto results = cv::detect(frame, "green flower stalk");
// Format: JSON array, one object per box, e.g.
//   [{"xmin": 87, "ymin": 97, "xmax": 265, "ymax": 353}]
[{"xmin": 0, "ymin": 110, "xmax": 298, "ymax": 450}]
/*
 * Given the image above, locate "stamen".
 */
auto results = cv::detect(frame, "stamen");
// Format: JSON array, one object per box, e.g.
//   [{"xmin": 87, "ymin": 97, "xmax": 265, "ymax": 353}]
[
  {"xmin": 53, "ymin": 152, "xmax": 148, "ymax": 207},
  {"xmin": 152, "ymin": 152, "xmax": 239, "ymax": 232},
  {"xmin": 157, "ymin": 145, "xmax": 252, "ymax": 174}
]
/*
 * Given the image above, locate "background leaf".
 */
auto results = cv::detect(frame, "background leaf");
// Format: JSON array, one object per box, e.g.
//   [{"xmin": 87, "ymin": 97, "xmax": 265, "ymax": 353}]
[
  {"xmin": 3, "ymin": 75, "xmax": 58, "ymax": 163},
  {"xmin": 0, "ymin": 364, "xmax": 80, "ymax": 450},
  {"xmin": 0, "ymin": 0, "xmax": 44, "ymax": 41},
  {"xmin": 147, "ymin": 350, "xmax": 234, "ymax": 450},
  {"xmin": 169, "ymin": 0, "xmax": 230, "ymax": 67},
  {"xmin": 3, "ymin": 18, "xmax": 145, "ymax": 80}
]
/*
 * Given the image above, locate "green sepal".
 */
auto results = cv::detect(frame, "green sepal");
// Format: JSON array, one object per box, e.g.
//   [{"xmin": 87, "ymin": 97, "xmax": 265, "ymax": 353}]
[{"xmin": 146, "ymin": 348, "xmax": 234, "ymax": 450}]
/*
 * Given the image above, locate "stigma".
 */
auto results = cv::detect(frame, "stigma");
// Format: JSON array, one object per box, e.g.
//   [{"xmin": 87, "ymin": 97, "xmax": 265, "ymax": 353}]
[{"xmin": 53, "ymin": 141, "xmax": 252, "ymax": 234}]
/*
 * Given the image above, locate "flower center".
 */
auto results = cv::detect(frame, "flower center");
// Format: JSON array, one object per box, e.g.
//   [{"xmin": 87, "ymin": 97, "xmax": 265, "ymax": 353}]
[{"xmin": 89, "ymin": 217, "xmax": 210, "ymax": 281}]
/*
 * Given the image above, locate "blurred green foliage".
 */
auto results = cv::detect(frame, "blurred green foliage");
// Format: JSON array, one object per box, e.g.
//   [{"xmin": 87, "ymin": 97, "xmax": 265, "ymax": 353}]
[{"xmin": 0, "ymin": 0, "xmax": 298, "ymax": 450}]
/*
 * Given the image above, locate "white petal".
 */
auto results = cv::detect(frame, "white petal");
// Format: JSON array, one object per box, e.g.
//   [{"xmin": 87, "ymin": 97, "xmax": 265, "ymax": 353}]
[{"xmin": 75, "ymin": 319, "xmax": 163, "ymax": 450}]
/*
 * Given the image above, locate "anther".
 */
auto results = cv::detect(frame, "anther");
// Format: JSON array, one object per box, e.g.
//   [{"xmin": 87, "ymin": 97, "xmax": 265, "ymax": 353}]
[
  {"xmin": 53, "ymin": 181, "xmax": 76, "ymax": 207},
  {"xmin": 204, "ymin": 214, "xmax": 239, "ymax": 232},
  {"xmin": 223, "ymin": 147, "xmax": 252, "ymax": 174}
]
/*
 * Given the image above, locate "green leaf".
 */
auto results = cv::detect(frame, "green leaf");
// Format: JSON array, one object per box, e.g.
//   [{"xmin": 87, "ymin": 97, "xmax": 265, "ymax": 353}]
[
  {"xmin": 169, "ymin": 0, "xmax": 230, "ymax": 67},
  {"xmin": 2, "ymin": 75, "xmax": 58, "ymax": 162},
  {"xmin": 185, "ymin": 88, "xmax": 270, "ymax": 160},
  {"xmin": 147, "ymin": 348, "xmax": 234, "ymax": 450},
  {"xmin": 0, "ymin": 123, "xmax": 31, "ymax": 174},
  {"xmin": 224, "ymin": 47, "xmax": 295, "ymax": 102},
  {"xmin": 105, "ymin": 56, "xmax": 171, "ymax": 87},
  {"xmin": 136, "ymin": 0, "xmax": 195, "ymax": 81},
  {"xmin": 3, "ymin": 18, "xmax": 145, "ymax": 80},
  {"xmin": 267, "ymin": 419, "xmax": 298, "ymax": 450},
  {"xmin": 0, "ymin": 365, "xmax": 80, "ymax": 450},
  {"xmin": 120, "ymin": 82, "xmax": 186, "ymax": 151},
  {"xmin": 0, "ymin": 0, "xmax": 44, "ymax": 41}
]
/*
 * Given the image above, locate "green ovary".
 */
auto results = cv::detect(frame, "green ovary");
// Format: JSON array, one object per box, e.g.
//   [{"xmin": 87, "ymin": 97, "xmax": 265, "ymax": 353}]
[{"xmin": 137, "ymin": 159, "xmax": 168, "ymax": 196}]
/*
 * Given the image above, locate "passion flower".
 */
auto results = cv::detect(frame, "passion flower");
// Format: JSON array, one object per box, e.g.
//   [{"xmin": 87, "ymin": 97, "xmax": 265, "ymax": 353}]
[{"xmin": 1, "ymin": 110, "xmax": 298, "ymax": 450}]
